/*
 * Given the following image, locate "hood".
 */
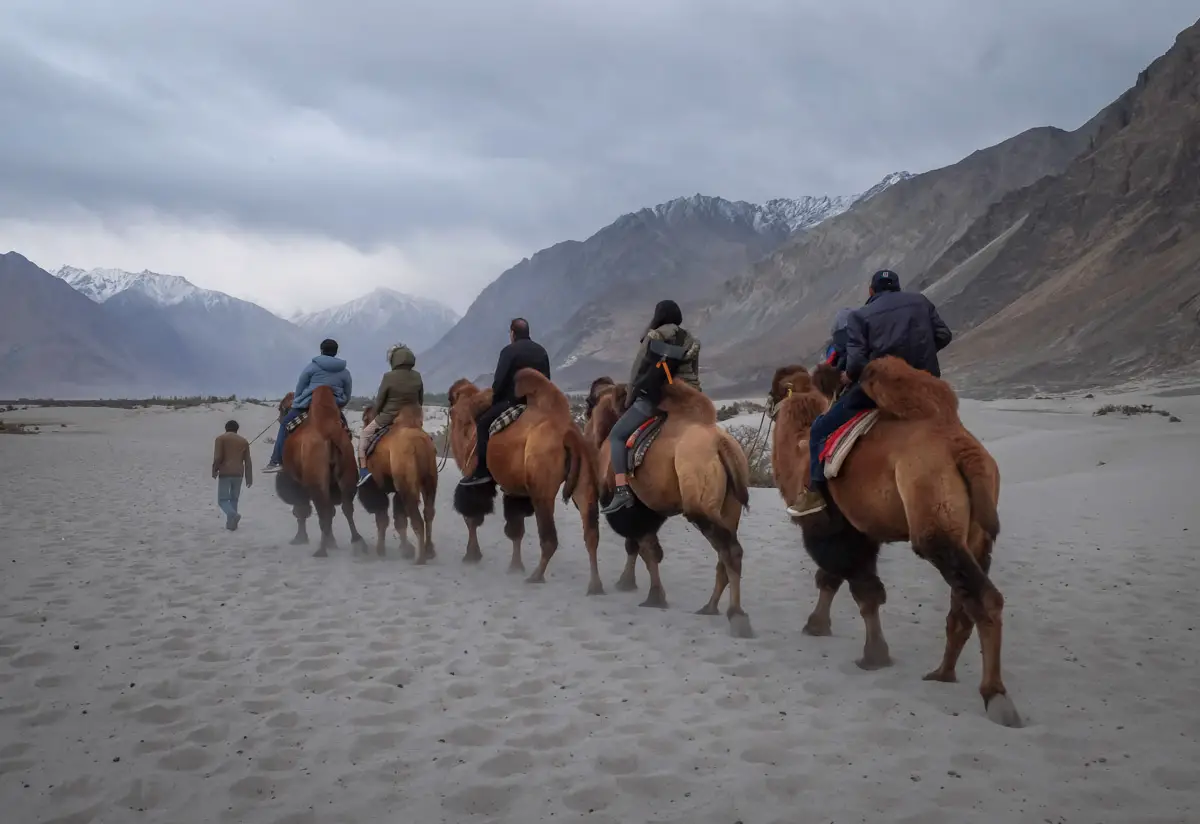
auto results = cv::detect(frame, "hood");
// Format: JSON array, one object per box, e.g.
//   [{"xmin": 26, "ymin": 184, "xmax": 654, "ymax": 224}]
[
  {"xmin": 650, "ymin": 323, "xmax": 699, "ymax": 355},
  {"xmin": 388, "ymin": 344, "xmax": 415, "ymax": 369},
  {"xmin": 831, "ymin": 307, "xmax": 854, "ymax": 335},
  {"xmin": 312, "ymin": 354, "xmax": 347, "ymax": 372}
]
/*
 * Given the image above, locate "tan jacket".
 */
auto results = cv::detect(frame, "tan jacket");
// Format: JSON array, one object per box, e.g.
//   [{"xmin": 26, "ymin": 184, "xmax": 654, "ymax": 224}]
[{"xmin": 213, "ymin": 432, "xmax": 253, "ymax": 482}]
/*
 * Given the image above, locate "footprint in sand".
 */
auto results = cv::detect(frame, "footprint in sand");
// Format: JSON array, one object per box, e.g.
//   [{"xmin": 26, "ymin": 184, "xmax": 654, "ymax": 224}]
[
  {"xmin": 478, "ymin": 748, "xmax": 536, "ymax": 778},
  {"xmin": 563, "ymin": 784, "xmax": 614, "ymax": 813},
  {"xmin": 444, "ymin": 723, "xmax": 499, "ymax": 747},
  {"xmin": 11, "ymin": 650, "xmax": 56, "ymax": 668},
  {"xmin": 158, "ymin": 746, "xmax": 212, "ymax": 772},
  {"xmin": 348, "ymin": 730, "xmax": 407, "ymax": 762},
  {"xmin": 134, "ymin": 704, "xmax": 187, "ymax": 725},
  {"xmin": 441, "ymin": 783, "xmax": 520, "ymax": 816}
]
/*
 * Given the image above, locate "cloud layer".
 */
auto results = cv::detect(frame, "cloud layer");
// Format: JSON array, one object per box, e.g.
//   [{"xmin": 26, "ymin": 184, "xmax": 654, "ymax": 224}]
[{"xmin": 1, "ymin": 0, "xmax": 1195, "ymax": 313}]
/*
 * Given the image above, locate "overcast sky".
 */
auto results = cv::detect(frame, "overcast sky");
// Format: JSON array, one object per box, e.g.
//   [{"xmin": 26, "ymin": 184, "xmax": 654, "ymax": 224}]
[{"xmin": 1, "ymin": 1, "xmax": 1195, "ymax": 315}]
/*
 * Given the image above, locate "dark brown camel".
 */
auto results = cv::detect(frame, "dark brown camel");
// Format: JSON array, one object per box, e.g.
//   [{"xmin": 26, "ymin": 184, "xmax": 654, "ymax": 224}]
[
  {"xmin": 767, "ymin": 357, "xmax": 1020, "ymax": 727},
  {"xmin": 357, "ymin": 404, "xmax": 438, "ymax": 562},
  {"xmin": 447, "ymin": 368, "xmax": 603, "ymax": 594},
  {"xmin": 274, "ymin": 387, "xmax": 365, "ymax": 556},
  {"xmin": 586, "ymin": 378, "xmax": 754, "ymax": 638}
]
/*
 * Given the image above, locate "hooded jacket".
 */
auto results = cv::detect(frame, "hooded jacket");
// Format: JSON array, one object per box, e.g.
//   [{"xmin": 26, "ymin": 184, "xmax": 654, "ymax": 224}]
[
  {"xmin": 371, "ymin": 344, "xmax": 424, "ymax": 427},
  {"xmin": 292, "ymin": 354, "xmax": 353, "ymax": 409},
  {"xmin": 627, "ymin": 323, "xmax": 701, "ymax": 408}
]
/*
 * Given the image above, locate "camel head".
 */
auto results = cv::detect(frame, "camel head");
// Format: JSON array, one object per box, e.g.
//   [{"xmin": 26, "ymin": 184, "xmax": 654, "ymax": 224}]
[
  {"xmin": 362, "ymin": 404, "xmax": 376, "ymax": 426},
  {"xmin": 767, "ymin": 365, "xmax": 812, "ymax": 409},
  {"xmin": 587, "ymin": 381, "xmax": 629, "ymax": 442},
  {"xmin": 278, "ymin": 391, "xmax": 295, "ymax": 418},
  {"xmin": 446, "ymin": 378, "xmax": 479, "ymax": 408},
  {"xmin": 585, "ymin": 376, "xmax": 616, "ymax": 420},
  {"xmin": 811, "ymin": 363, "xmax": 842, "ymax": 400}
]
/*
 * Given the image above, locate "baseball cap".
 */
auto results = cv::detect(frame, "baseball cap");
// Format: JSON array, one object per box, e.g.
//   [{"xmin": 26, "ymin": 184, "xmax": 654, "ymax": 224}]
[{"xmin": 870, "ymin": 269, "xmax": 901, "ymax": 292}]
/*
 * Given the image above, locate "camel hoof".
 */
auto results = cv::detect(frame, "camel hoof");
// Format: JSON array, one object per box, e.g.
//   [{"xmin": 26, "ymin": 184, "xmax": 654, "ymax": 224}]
[
  {"xmin": 290, "ymin": 535, "xmax": 308, "ymax": 546},
  {"xmin": 801, "ymin": 618, "xmax": 832, "ymax": 637},
  {"xmin": 507, "ymin": 564, "xmax": 526, "ymax": 575},
  {"xmin": 400, "ymin": 546, "xmax": 415, "ymax": 560},
  {"xmin": 462, "ymin": 551, "xmax": 483, "ymax": 565},
  {"xmin": 856, "ymin": 654, "xmax": 893, "ymax": 671},
  {"xmin": 728, "ymin": 614, "xmax": 755, "ymax": 639},
  {"xmin": 985, "ymin": 694, "xmax": 1024, "ymax": 728},
  {"xmin": 312, "ymin": 548, "xmax": 328, "ymax": 558},
  {"xmin": 524, "ymin": 573, "xmax": 545, "ymax": 585},
  {"xmin": 413, "ymin": 555, "xmax": 429, "ymax": 566},
  {"xmin": 639, "ymin": 593, "xmax": 668, "ymax": 610},
  {"xmin": 923, "ymin": 669, "xmax": 957, "ymax": 683},
  {"xmin": 694, "ymin": 604, "xmax": 720, "ymax": 616},
  {"xmin": 376, "ymin": 547, "xmax": 386, "ymax": 558},
  {"xmin": 614, "ymin": 576, "xmax": 638, "ymax": 592},
  {"xmin": 586, "ymin": 580, "xmax": 605, "ymax": 596}
]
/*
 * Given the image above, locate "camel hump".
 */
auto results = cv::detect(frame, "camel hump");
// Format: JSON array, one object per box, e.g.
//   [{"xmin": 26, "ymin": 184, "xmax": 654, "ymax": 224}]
[
  {"xmin": 859, "ymin": 356, "xmax": 959, "ymax": 422},
  {"xmin": 514, "ymin": 369, "xmax": 570, "ymax": 417},
  {"xmin": 658, "ymin": 381, "xmax": 717, "ymax": 425}
]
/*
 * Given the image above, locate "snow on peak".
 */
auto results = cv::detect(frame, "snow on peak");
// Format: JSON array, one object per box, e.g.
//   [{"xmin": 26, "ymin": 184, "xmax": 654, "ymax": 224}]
[
  {"xmin": 294, "ymin": 287, "xmax": 459, "ymax": 332},
  {"xmin": 54, "ymin": 265, "xmax": 232, "ymax": 308}
]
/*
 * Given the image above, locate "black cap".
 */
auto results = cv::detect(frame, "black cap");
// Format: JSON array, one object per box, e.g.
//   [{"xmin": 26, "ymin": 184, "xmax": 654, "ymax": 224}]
[{"xmin": 870, "ymin": 269, "xmax": 901, "ymax": 292}]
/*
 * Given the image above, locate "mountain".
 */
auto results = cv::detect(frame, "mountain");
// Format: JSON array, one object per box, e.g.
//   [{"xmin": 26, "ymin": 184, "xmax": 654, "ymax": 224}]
[
  {"xmin": 293, "ymin": 287, "xmax": 459, "ymax": 374},
  {"xmin": 913, "ymin": 17, "xmax": 1200, "ymax": 396},
  {"xmin": 54, "ymin": 265, "xmax": 315, "ymax": 396},
  {"xmin": 419, "ymin": 173, "xmax": 910, "ymax": 390},
  {"xmin": 0, "ymin": 253, "xmax": 192, "ymax": 397}
]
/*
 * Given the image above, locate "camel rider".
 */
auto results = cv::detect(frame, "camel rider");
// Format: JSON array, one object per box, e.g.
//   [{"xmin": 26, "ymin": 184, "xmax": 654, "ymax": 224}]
[
  {"xmin": 356, "ymin": 344, "xmax": 424, "ymax": 486},
  {"xmin": 824, "ymin": 307, "xmax": 854, "ymax": 373},
  {"xmin": 263, "ymin": 338, "xmax": 354, "ymax": 473},
  {"xmin": 458, "ymin": 318, "xmax": 551, "ymax": 487},
  {"xmin": 600, "ymin": 299, "xmax": 701, "ymax": 515},
  {"xmin": 787, "ymin": 269, "xmax": 952, "ymax": 516}
]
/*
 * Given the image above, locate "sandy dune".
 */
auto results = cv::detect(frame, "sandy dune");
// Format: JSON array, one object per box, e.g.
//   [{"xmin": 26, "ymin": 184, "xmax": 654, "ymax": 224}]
[{"xmin": 1, "ymin": 391, "xmax": 1198, "ymax": 823}]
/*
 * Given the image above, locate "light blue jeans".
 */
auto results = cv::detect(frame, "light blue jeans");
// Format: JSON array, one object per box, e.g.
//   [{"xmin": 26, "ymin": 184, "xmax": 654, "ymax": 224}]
[{"xmin": 217, "ymin": 476, "xmax": 243, "ymax": 519}]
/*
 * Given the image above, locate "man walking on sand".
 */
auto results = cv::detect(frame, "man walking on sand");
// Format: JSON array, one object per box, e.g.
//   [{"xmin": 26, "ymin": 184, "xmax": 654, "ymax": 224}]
[{"xmin": 213, "ymin": 420, "xmax": 253, "ymax": 530}]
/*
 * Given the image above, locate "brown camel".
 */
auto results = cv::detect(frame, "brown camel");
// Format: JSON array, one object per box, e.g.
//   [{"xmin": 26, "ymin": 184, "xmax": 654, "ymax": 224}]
[
  {"xmin": 274, "ymin": 386, "xmax": 366, "ymax": 556},
  {"xmin": 356, "ymin": 403, "xmax": 438, "ymax": 562},
  {"xmin": 767, "ymin": 357, "xmax": 1020, "ymax": 727},
  {"xmin": 446, "ymin": 368, "xmax": 602, "ymax": 594},
  {"xmin": 587, "ymin": 378, "xmax": 754, "ymax": 638}
]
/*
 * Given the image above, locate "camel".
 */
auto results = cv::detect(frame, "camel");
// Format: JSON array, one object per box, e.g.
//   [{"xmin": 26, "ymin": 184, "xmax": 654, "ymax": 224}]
[
  {"xmin": 586, "ymin": 378, "xmax": 754, "ymax": 638},
  {"xmin": 274, "ymin": 387, "xmax": 366, "ymax": 557},
  {"xmin": 356, "ymin": 403, "xmax": 438, "ymax": 562},
  {"xmin": 767, "ymin": 357, "xmax": 1021, "ymax": 727},
  {"xmin": 446, "ymin": 368, "xmax": 602, "ymax": 594}
]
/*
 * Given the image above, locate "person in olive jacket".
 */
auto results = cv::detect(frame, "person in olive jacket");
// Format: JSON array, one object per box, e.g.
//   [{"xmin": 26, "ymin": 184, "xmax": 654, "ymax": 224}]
[{"xmin": 357, "ymin": 343, "xmax": 424, "ymax": 486}]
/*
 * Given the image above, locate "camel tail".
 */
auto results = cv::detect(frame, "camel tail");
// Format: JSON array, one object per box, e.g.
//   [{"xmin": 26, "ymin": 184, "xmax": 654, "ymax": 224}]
[
  {"xmin": 717, "ymin": 434, "xmax": 751, "ymax": 511},
  {"xmin": 560, "ymin": 427, "xmax": 592, "ymax": 503},
  {"xmin": 420, "ymin": 437, "xmax": 439, "ymax": 507},
  {"xmin": 955, "ymin": 441, "xmax": 1000, "ymax": 540}
]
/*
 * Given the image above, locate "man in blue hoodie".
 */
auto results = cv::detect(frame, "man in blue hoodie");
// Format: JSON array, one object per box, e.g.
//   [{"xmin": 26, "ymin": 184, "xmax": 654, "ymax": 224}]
[{"xmin": 263, "ymin": 338, "xmax": 353, "ymax": 473}]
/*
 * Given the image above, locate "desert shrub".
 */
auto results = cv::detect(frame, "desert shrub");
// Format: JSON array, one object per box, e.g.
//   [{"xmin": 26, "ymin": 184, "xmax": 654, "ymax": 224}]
[
  {"xmin": 1093, "ymin": 403, "xmax": 1179, "ymax": 421},
  {"xmin": 725, "ymin": 423, "xmax": 774, "ymax": 488},
  {"xmin": 716, "ymin": 401, "xmax": 768, "ymax": 422}
]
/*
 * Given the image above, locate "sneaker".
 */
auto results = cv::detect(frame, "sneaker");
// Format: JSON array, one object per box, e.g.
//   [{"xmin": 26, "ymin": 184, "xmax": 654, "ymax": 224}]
[
  {"xmin": 262, "ymin": 463, "xmax": 282, "ymax": 474},
  {"xmin": 356, "ymin": 468, "xmax": 373, "ymax": 488},
  {"xmin": 226, "ymin": 513, "xmax": 241, "ymax": 531},
  {"xmin": 600, "ymin": 485, "xmax": 635, "ymax": 515},
  {"xmin": 457, "ymin": 471, "xmax": 493, "ymax": 487},
  {"xmin": 786, "ymin": 489, "xmax": 826, "ymax": 517}
]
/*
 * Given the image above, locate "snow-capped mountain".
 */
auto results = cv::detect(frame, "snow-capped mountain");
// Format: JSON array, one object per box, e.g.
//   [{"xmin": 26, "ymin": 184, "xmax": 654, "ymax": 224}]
[
  {"xmin": 294, "ymin": 287, "xmax": 459, "ymax": 370},
  {"xmin": 55, "ymin": 265, "xmax": 232, "ymax": 308}
]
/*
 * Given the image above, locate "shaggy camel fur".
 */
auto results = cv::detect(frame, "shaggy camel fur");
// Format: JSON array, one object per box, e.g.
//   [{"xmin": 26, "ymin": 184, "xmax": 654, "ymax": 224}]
[
  {"xmin": 587, "ymin": 379, "xmax": 754, "ymax": 638},
  {"xmin": 446, "ymin": 368, "xmax": 602, "ymax": 594},
  {"xmin": 357, "ymin": 404, "xmax": 438, "ymax": 562},
  {"xmin": 768, "ymin": 357, "xmax": 1020, "ymax": 727},
  {"xmin": 274, "ymin": 387, "xmax": 366, "ymax": 557}
]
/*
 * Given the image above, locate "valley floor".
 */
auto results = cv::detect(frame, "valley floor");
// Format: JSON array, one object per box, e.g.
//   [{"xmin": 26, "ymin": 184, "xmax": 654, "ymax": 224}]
[{"xmin": 0, "ymin": 392, "xmax": 1197, "ymax": 823}]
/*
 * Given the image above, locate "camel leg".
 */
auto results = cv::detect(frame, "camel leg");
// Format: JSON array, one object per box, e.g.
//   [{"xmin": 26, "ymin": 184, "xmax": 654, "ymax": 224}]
[
  {"xmin": 693, "ymin": 518, "xmax": 753, "ymax": 638},
  {"xmin": 848, "ymin": 571, "xmax": 892, "ymax": 670},
  {"xmin": 802, "ymin": 569, "xmax": 843, "ymax": 636},
  {"xmin": 422, "ymin": 488, "xmax": 437, "ymax": 561},
  {"xmin": 462, "ymin": 516, "xmax": 483, "ymax": 564},
  {"xmin": 637, "ymin": 534, "xmax": 668, "ymax": 609},
  {"xmin": 393, "ymin": 495, "xmax": 415, "ymax": 560},
  {"xmin": 577, "ymin": 500, "xmax": 602, "ymax": 595},
  {"xmin": 373, "ymin": 510, "xmax": 389, "ymax": 557},
  {"xmin": 313, "ymin": 500, "xmax": 337, "ymax": 558},
  {"xmin": 502, "ymin": 497, "xmax": 529, "ymax": 575},
  {"xmin": 290, "ymin": 502, "xmax": 311, "ymax": 546},
  {"xmin": 406, "ymin": 495, "xmax": 429, "ymax": 566},
  {"xmin": 525, "ymin": 499, "xmax": 558, "ymax": 585},
  {"xmin": 695, "ymin": 560, "xmax": 728, "ymax": 615},
  {"xmin": 341, "ymin": 497, "xmax": 366, "ymax": 552},
  {"xmin": 615, "ymin": 538, "xmax": 639, "ymax": 591},
  {"xmin": 923, "ymin": 589, "xmax": 974, "ymax": 683},
  {"xmin": 919, "ymin": 536, "xmax": 1021, "ymax": 728}
]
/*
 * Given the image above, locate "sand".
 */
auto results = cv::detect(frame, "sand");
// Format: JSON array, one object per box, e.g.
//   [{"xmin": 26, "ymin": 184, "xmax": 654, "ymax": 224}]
[{"xmin": 1, "ymin": 390, "xmax": 1198, "ymax": 823}]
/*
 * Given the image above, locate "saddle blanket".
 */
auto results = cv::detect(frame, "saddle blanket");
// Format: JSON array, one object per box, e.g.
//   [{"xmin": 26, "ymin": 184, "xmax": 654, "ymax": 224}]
[
  {"xmin": 820, "ymin": 410, "xmax": 879, "ymax": 480},
  {"xmin": 626, "ymin": 415, "xmax": 666, "ymax": 477},
  {"xmin": 488, "ymin": 404, "xmax": 527, "ymax": 436},
  {"xmin": 285, "ymin": 410, "xmax": 351, "ymax": 435},
  {"xmin": 363, "ymin": 424, "xmax": 391, "ymax": 458}
]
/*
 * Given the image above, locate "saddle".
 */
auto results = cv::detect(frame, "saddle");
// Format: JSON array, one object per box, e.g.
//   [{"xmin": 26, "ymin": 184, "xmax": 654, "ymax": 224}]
[
  {"xmin": 363, "ymin": 424, "xmax": 391, "ymax": 458},
  {"xmin": 285, "ymin": 410, "xmax": 352, "ymax": 436},
  {"xmin": 488, "ymin": 404, "xmax": 526, "ymax": 436},
  {"xmin": 625, "ymin": 414, "xmax": 666, "ymax": 478},
  {"xmin": 819, "ymin": 410, "xmax": 880, "ymax": 479}
]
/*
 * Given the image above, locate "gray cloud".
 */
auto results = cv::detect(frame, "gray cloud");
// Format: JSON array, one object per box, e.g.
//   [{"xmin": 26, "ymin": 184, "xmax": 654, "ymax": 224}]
[{"xmin": 1, "ymin": 0, "xmax": 1196, "ymax": 276}]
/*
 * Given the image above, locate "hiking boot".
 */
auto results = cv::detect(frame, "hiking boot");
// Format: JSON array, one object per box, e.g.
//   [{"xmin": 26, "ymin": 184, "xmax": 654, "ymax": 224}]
[
  {"xmin": 226, "ymin": 513, "xmax": 241, "ymax": 531},
  {"xmin": 786, "ymin": 489, "xmax": 827, "ymax": 517},
  {"xmin": 263, "ymin": 462, "xmax": 282, "ymax": 474},
  {"xmin": 458, "ymin": 470, "xmax": 493, "ymax": 487},
  {"xmin": 600, "ymin": 485, "xmax": 635, "ymax": 515},
  {"xmin": 356, "ymin": 468, "xmax": 372, "ymax": 488}
]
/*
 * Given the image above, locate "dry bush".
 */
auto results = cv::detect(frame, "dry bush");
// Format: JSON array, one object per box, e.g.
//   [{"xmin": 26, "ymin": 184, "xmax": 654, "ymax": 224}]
[
  {"xmin": 1094, "ymin": 403, "xmax": 1181, "ymax": 422},
  {"xmin": 724, "ymin": 423, "xmax": 774, "ymax": 488}
]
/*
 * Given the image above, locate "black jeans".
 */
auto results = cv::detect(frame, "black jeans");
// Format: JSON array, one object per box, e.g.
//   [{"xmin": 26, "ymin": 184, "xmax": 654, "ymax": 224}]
[
  {"xmin": 609, "ymin": 396, "xmax": 657, "ymax": 476},
  {"xmin": 473, "ymin": 400, "xmax": 512, "ymax": 475},
  {"xmin": 809, "ymin": 384, "xmax": 877, "ymax": 488}
]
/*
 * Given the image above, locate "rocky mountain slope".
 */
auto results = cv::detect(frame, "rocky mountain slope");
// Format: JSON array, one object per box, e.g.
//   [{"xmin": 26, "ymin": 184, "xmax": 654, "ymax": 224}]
[
  {"xmin": 419, "ymin": 174, "xmax": 910, "ymax": 390},
  {"xmin": 293, "ymin": 287, "xmax": 459, "ymax": 376}
]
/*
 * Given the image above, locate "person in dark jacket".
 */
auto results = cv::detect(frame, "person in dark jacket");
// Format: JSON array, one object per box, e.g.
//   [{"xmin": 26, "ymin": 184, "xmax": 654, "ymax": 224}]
[
  {"xmin": 356, "ymin": 343, "xmax": 424, "ymax": 486},
  {"xmin": 458, "ymin": 318, "xmax": 551, "ymax": 487},
  {"xmin": 787, "ymin": 269, "xmax": 952, "ymax": 516},
  {"xmin": 600, "ymin": 299, "xmax": 701, "ymax": 514},
  {"xmin": 264, "ymin": 338, "xmax": 353, "ymax": 473},
  {"xmin": 823, "ymin": 307, "xmax": 854, "ymax": 372}
]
